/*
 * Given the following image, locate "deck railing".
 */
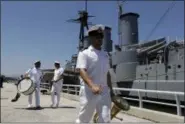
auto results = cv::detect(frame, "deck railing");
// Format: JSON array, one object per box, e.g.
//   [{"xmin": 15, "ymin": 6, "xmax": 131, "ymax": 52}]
[
  {"xmin": 61, "ymin": 84, "xmax": 184, "ymax": 116},
  {"xmin": 39, "ymin": 82, "xmax": 184, "ymax": 116}
]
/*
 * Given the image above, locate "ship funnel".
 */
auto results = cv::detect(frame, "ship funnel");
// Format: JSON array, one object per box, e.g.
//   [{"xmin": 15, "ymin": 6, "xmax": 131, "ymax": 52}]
[
  {"xmin": 119, "ymin": 12, "xmax": 140, "ymax": 49},
  {"xmin": 102, "ymin": 26, "xmax": 112, "ymax": 52}
]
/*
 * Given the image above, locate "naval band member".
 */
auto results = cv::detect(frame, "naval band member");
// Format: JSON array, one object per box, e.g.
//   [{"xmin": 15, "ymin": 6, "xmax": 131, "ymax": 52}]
[
  {"xmin": 75, "ymin": 24, "xmax": 113, "ymax": 123},
  {"xmin": 24, "ymin": 60, "xmax": 43, "ymax": 109},
  {"xmin": 50, "ymin": 61, "xmax": 64, "ymax": 108}
]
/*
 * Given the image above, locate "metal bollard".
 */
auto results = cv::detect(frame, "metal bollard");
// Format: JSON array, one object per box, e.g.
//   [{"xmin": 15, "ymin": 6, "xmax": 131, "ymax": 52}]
[
  {"xmin": 175, "ymin": 94, "xmax": 182, "ymax": 116},
  {"xmin": 138, "ymin": 90, "xmax": 143, "ymax": 108}
]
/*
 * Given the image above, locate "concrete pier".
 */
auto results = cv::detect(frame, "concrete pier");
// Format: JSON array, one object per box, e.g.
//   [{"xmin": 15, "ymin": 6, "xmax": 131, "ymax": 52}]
[{"xmin": 1, "ymin": 83, "xmax": 153, "ymax": 123}]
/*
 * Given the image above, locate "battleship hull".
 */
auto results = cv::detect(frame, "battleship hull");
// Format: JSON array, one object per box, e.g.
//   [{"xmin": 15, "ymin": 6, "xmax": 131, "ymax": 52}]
[{"xmin": 111, "ymin": 39, "xmax": 184, "ymax": 103}]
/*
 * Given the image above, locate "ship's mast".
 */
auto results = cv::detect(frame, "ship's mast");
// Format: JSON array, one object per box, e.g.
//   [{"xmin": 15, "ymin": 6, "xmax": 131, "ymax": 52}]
[
  {"xmin": 66, "ymin": 0, "xmax": 94, "ymax": 52},
  {"xmin": 117, "ymin": 0, "xmax": 124, "ymax": 47}
]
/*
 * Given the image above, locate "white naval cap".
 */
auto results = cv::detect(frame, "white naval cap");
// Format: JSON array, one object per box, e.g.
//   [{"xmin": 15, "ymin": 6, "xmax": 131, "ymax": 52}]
[
  {"xmin": 87, "ymin": 24, "xmax": 105, "ymax": 35},
  {"xmin": 34, "ymin": 60, "xmax": 40, "ymax": 64},
  {"xmin": 54, "ymin": 61, "xmax": 60, "ymax": 64}
]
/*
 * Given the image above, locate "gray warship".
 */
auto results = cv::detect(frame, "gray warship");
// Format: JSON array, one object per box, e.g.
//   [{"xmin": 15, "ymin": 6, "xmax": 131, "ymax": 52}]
[{"xmin": 61, "ymin": 1, "xmax": 184, "ymax": 105}]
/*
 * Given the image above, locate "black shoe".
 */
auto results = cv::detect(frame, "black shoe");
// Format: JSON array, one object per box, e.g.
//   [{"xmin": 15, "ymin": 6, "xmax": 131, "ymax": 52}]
[
  {"xmin": 11, "ymin": 93, "xmax": 21, "ymax": 102},
  {"xmin": 35, "ymin": 106, "xmax": 42, "ymax": 110}
]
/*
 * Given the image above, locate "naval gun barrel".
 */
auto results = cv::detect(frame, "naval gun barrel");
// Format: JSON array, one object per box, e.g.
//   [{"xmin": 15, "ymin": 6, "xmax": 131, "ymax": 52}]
[
  {"xmin": 138, "ymin": 40, "xmax": 166, "ymax": 55},
  {"xmin": 126, "ymin": 37, "xmax": 166, "ymax": 49},
  {"xmin": 147, "ymin": 44, "xmax": 166, "ymax": 55}
]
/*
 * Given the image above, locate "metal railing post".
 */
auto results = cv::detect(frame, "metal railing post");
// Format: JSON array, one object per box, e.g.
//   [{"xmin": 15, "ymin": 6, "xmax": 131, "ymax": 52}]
[
  {"xmin": 61, "ymin": 86, "xmax": 63, "ymax": 92},
  {"xmin": 67, "ymin": 86, "xmax": 69, "ymax": 94},
  {"xmin": 75, "ymin": 87, "xmax": 78, "ymax": 95},
  {"xmin": 175, "ymin": 94, "xmax": 182, "ymax": 116},
  {"xmin": 138, "ymin": 90, "xmax": 143, "ymax": 108}
]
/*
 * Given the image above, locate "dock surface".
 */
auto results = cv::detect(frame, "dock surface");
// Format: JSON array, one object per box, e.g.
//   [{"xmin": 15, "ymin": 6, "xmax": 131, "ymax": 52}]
[{"xmin": 1, "ymin": 83, "xmax": 153, "ymax": 123}]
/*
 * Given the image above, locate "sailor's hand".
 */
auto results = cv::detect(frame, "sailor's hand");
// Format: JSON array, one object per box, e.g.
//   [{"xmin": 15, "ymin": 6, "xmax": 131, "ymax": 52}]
[
  {"xmin": 25, "ymin": 77, "xmax": 29, "ymax": 79},
  {"xmin": 91, "ymin": 84, "xmax": 102, "ymax": 94},
  {"xmin": 51, "ymin": 80, "xmax": 56, "ymax": 83}
]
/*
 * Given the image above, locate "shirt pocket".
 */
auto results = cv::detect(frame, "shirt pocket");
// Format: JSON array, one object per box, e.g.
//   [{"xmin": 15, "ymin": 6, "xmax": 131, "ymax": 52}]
[
  {"xmin": 87, "ymin": 53, "xmax": 99, "ymax": 69},
  {"xmin": 88, "ymin": 53, "xmax": 98, "ymax": 62}
]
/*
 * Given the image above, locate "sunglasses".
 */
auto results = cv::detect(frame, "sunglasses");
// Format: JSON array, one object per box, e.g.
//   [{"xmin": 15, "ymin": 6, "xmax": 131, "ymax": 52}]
[{"xmin": 91, "ymin": 34, "xmax": 104, "ymax": 39}]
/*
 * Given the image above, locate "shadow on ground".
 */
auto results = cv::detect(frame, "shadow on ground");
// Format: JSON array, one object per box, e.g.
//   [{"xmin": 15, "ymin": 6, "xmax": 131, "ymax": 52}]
[
  {"xmin": 14, "ymin": 107, "xmax": 45, "ymax": 110},
  {"xmin": 14, "ymin": 106, "xmax": 76, "ymax": 110}
]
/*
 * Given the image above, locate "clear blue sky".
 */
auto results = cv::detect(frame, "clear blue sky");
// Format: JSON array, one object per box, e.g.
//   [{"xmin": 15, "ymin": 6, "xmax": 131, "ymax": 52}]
[{"xmin": 1, "ymin": 1, "xmax": 184, "ymax": 76}]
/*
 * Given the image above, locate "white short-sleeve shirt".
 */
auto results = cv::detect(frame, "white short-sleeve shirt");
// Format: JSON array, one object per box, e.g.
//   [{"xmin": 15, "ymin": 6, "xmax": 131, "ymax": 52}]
[
  {"xmin": 53, "ymin": 67, "xmax": 64, "ymax": 83},
  {"xmin": 25, "ymin": 67, "xmax": 43, "ymax": 83},
  {"xmin": 76, "ymin": 45, "xmax": 110, "ymax": 87}
]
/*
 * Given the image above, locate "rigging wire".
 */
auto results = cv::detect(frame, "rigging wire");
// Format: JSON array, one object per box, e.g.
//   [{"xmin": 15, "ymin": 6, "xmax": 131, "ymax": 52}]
[
  {"xmin": 85, "ymin": 0, "xmax": 87, "ymax": 12},
  {"xmin": 145, "ymin": 1, "xmax": 177, "ymax": 41}
]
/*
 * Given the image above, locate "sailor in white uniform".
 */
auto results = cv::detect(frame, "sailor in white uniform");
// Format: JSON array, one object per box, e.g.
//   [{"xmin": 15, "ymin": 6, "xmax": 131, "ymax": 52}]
[
  {"xmin": 75, "ymin": 25, "xmax": 114, "ymax": 123},
  {"xmin": 50, "ymin": 61, "xmax": 64, "ymax": 108},
  {"xmin": 25, "ymin": 61, "xmax": 43, "ymax": 109}
]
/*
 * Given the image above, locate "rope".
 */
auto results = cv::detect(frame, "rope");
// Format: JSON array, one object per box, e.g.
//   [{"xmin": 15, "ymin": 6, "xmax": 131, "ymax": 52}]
[{"xmin": 145, "ymin": 1, "xmax": 177, "ymax": 41}]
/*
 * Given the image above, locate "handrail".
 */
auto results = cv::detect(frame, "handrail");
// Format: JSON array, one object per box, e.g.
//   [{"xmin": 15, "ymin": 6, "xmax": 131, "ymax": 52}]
[
  {"xmin": 62, "ymin": 84, "xmax": 184, "ymax": 95},
  {"xmin": 61, "ymin": 84, "xmax": 184, "ymax": 116},
  {"xmin": 113, "ymin": 87, "xmax": 184, "ymax": 95}
]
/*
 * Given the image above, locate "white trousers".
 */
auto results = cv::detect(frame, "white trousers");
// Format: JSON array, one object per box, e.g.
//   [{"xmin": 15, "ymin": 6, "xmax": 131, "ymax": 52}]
[
  {"xmin": 51, "ymin": 81, "xmax": 63, "ymax": 105},
  {"xmin": 28, "ymin": 83, "xmax": 40, "ymax": 107},
  {"xmin": 76, "ymin": 86, "xmax": 111, "ymax": 123}
]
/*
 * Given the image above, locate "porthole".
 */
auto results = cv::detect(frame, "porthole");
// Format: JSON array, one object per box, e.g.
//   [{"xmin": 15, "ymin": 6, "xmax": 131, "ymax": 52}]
[
  {"xmin": 177, "ymin": 65, "xmax": 181, "ymax": 68},
  {"xmin": 167, "ymin": 65, "xmax": 171, "ymax": 69}
]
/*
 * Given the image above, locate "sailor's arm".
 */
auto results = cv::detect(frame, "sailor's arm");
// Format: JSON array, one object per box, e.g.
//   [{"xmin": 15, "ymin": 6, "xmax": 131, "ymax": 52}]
[
  {"xmin": 80, "ymin": 69, "xmax": 102, "ymax": 95},
  {"xmin": 54, "ymin": 75, "xmax": 63, "ymax": 82},
  {"xmin": 54, "ymin": 68, "xmax": 64, "ymax": 82},
  {"xmin": 24, "ymin": 73, "xmax": 29, "ymax": 78},
  {"xmin": 76, "ymin": 52, "xmax": 93, "ymax": 88},
  {"xmin": 76, "ymin": 52, "xmax": 101, "ymax": 94},
  {"xmin": 24, "ymin": 68, "xmax": 32, "ymax": 78},
  {"xmin": 79, "ymin": 69, "xmax": 94, "ymax": 88}
]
